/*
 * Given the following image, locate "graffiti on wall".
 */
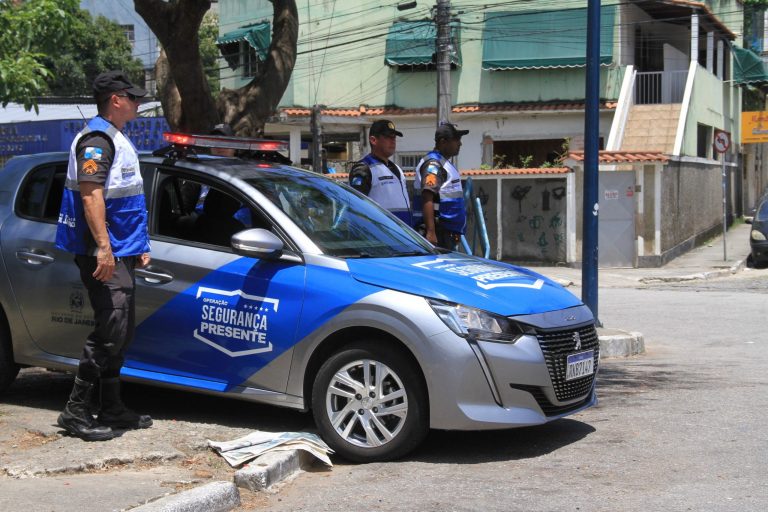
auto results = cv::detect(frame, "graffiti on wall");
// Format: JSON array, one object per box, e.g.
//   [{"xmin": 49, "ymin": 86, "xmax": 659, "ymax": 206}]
[{"xmin": 503, "ymin": 179, "xmax": 567, "ymax": 262}]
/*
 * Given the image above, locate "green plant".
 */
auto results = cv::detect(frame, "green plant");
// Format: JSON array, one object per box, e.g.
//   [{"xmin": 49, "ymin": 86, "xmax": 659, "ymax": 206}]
[{"xmin": 518, "ymin": 155, "xmax": 534, "ymax": 168}]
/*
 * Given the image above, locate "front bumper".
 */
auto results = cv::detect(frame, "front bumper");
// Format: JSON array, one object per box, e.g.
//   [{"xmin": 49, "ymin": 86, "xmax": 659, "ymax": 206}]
[
  {"xmin": 750, "ymin": 239, "xmax": 768, "ymax": 265},
  {"xmin": 427, "ymin": 322, "xmax": 598, "ymax": 431}
]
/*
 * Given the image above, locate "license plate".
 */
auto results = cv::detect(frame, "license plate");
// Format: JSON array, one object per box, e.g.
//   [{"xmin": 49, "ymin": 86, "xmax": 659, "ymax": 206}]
[{"xmin": 565, "ymin": 350, "xmax": 594, "ymax": 381}]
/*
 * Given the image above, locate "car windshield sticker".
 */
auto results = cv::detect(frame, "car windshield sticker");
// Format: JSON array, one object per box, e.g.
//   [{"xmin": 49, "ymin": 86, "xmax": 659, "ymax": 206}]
[
  {"xmin": 194, "ymin": 286, "xmax": 277, "ymax": 357},
  {"xmin": 412, "ymin": 258, "xmax": 544, "ymax": 290}
]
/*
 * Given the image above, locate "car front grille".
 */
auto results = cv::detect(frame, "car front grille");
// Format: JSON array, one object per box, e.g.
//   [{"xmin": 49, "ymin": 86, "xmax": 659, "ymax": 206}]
[
  {"xmin": 510, "ymin": 384, "xmax": 594, "ymax": 417},
  {"xmin": 535, "ymin": 323, "xmax": 599, "ymax": 403}
]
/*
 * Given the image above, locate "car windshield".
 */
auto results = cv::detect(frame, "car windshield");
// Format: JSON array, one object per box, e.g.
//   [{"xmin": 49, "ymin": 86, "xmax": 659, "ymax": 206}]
[
  {"xmin": 757, "ymin": 199, "xmax": 768, "ymax": 222},
  {"xmin": 245, "ymin": 168, "xmax": 434, "ymax": 258}
]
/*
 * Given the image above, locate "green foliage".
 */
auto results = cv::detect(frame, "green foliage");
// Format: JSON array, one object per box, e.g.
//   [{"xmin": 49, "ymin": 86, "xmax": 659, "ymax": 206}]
[
  {"xmin": 0, "ymin": 0, "xmax": 143, "ymax": 110},
  {"xmin": 518, "ymin": 154, "xmax": 534, "ymax": 168},
  {"xmin": 744, "ymin": 0, "xmax": 768, "ymax": 6},
  {"xmin": 44, "ymin": 11, "xmax": 144, "ymax": 97},
  {"xmin": 199, "ymin": 11, "xmax": 221, "ymax": 95},
  {"xmin": 0, "ymin": 0, "xmax": 78, "ymax": 110}
]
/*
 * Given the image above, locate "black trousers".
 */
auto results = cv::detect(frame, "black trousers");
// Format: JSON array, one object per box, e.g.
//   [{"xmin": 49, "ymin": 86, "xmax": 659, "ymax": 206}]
[
  {"xmin": 435, "ymin": 223, "xmax": 462, "ymax": 250},
  {"xmin": 74, "ymin": 255, "xmax": 137, "ymax": 383}
]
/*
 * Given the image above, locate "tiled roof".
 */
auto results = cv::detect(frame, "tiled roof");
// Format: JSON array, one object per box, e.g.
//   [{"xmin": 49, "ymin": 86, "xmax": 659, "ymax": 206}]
[
  {"xmin": 326, "ymin": 168, "xmax": 570, "ymax": 180},
  {"xmin": 280, "ymin": 102, "xmax": 617, "ymax": 118},
  {"xmin": 567, "ymin": 151, "xmax": 670, "ymax": 163}
]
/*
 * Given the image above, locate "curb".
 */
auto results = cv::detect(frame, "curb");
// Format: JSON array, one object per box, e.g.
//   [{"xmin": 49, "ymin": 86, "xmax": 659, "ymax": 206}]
[
  {"xmin": 131, "ymin": 481, "xmax": 240, "ymax": 512},
  {"xmin": 598, "ymin": 328, "xmax": 644, "ymax": 358},
  {"xmin": 234, "ymin": 449, "xmax": 314, "ymax": 491},
  {"xmin": 639, "ymin": 257, "xmax": 747, "ymax": 284}
]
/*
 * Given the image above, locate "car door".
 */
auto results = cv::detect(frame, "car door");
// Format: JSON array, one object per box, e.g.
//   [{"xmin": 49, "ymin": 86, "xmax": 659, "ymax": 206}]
[
  {"xmin": 125, "ymin": 168, "xmax": 306, "ymax": 394},
  {"xmin": 0, "ymin": 161, "xmax": 94, "ymax": 358}
]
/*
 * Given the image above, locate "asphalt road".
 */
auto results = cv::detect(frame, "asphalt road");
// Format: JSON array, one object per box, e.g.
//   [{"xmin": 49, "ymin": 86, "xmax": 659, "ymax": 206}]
[
  {"xmin": 1, "ymin": 270, "xmax": 766, "ymax": 511},
  {"xmin": 249, "ymin": 271, "xmax": 768, "ymax": 512}
]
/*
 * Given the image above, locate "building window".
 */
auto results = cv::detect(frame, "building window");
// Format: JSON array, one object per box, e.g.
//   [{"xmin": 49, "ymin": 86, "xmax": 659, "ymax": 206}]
[
  {"xmin": 120, "ymin": 24, "xmax": 135, "ymax": 48},
  {"xmin": 242, "ymin": 42, "xmax": 261, "ymax": 78},
  {"xmin": 697, "ymin": 124, "xmax": 712, "ymax": 159},
  {"xmin": 397, "ymin": 153, "xmax": 427, "ymax": 172}
]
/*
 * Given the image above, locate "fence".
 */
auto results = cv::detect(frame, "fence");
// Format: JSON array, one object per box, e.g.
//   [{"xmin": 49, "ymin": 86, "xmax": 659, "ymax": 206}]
[{"xmin": 635, "ymin": 70, "xmax": 688, "ymax": 104}]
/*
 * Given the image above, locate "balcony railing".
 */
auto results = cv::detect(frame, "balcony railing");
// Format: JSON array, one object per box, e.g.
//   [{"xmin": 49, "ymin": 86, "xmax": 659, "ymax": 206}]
[{"xmin": 635, "ymin": 70, "xmax": 688, "ymax": 104}]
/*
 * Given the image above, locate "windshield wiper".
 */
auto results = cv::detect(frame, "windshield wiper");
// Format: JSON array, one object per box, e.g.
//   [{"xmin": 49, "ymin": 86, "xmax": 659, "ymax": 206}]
[{"xmin": 388, "ymin": 250, "xmax": 431, "ymax": 257}]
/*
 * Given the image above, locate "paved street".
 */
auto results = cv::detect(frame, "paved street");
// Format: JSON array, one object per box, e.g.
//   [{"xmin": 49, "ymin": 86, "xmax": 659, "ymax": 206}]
[
  {"xmin": 1, "ymin": 222, "xmax": 766, "ymax": 511},
  {"xmin": 251, "ymin": 270, "xmax": 768, "ymax": 511}
]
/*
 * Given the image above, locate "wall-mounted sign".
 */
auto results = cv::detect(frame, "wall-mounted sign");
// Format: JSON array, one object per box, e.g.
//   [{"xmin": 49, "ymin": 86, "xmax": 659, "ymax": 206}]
[{"xmin": 741, "ymin": 111, "xmax": 768, "ymax": 144}]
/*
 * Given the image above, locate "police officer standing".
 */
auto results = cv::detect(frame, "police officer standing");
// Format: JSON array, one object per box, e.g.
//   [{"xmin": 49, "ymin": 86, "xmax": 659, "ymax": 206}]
[
  {"xmin": 414, "ymin": 123, "xmax": 469, "ymax": 249},
  {"xmin": 55, "ymin": 71, "xmax": 152, "ymax": 441},
  {"xmin": 348, "ymin": 120, "xmax": 413, "ymax": 225}
]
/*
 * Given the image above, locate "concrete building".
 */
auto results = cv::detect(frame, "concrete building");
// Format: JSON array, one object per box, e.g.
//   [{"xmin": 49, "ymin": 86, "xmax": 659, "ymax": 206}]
[
  {"xmin": 79, "ymin": 0, "xmax": 160, "ymax": 93},
  {"xmin": 217, "ymin": 0, "xmax": 767, "ymax": 267}
]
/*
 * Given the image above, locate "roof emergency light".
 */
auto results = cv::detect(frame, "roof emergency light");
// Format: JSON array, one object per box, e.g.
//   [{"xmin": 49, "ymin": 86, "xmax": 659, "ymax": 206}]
[{"xmin": 163, "ymin": 132, "xmax": 289, "ymax": 153}]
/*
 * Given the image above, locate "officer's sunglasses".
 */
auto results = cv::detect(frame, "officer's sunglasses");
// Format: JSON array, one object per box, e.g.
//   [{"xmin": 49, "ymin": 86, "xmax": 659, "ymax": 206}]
[{"xmin": 115, "ymin": 92, "xmax": 140, "ymax": 102}]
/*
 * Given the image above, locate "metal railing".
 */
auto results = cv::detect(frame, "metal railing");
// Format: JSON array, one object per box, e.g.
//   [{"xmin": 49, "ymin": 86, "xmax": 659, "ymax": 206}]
[{"xmin": 635, "ymin": 70, "xmax": 688, "ymax": 104}]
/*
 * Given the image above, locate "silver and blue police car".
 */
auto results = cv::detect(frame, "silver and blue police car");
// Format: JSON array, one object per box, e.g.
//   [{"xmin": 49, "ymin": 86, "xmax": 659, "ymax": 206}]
[{"xmin": 0, "ymin": 133, "xmax": 598, "ymax": 462}]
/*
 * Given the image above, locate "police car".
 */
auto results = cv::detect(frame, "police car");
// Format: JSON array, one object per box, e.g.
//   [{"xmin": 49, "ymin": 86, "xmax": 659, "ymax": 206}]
[{"xmin": 0, "ymin": 133, "xmax": 598, "ymax": 462}]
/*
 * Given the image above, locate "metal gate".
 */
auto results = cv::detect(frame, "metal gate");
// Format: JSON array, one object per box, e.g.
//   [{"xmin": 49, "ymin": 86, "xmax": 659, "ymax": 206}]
[{"xmin": 598, "ymin": 171, "xmax": 636, "ymax": 267}]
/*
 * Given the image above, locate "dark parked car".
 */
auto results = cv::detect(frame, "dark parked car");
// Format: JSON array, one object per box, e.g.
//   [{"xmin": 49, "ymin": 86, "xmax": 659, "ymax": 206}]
[{"xmin": 748, "ymin": 196, "xmax": 768, "ymax": 267}]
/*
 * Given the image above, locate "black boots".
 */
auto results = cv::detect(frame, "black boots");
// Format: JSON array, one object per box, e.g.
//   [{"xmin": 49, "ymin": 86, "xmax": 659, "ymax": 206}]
[
  {"xmin": 58, "ymin": 377, "xmax": 115, "ymax": 441},
  {"xmin": 97, "ymin": 377, "xmax": 153, "ymax": 429}
]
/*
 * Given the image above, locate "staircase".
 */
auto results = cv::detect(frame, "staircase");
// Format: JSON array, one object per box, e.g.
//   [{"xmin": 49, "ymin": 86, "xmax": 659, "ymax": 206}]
[{"xmin": 620, "ymin": 104, "xmax": 681, "ymax": 153}]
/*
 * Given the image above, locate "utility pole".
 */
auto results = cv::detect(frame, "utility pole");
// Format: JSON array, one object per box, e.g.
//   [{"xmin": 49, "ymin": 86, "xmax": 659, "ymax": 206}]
[
  {"xmin": 582, "ymin": 0, "xmax": 600, "ymax": 323},
  {"xmin": 435, "ymin": 0, "xmax": 452, "ymax": 126},
  {"xmin": 310, "ymin": 104, "xmax": 323, "ymax": 173}
]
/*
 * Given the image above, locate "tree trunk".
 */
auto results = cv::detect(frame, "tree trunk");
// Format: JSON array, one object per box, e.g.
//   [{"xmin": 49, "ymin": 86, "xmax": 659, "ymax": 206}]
[
  {"xmin": 134, "ymin": 0, "xmax": 219, "ymax": 132},
  {"xmin": 217, "ymin": 0, "xmax": 299, "ymax": 136}
]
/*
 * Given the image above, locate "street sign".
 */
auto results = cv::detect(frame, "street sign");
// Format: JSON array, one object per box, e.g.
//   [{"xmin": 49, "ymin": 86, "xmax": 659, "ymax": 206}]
[
  {"xmin": 713, "ymin": 129, "xmax": 731, "ymax": 154},
  {"xmin": 742, "ymin": 111, "xmax": 768, "ymax": 144}
]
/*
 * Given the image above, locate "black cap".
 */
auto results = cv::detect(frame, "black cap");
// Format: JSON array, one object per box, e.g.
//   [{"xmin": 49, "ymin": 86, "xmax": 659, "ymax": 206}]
[
  {"xmin": 435, "ymin": 123, "xmax": 469, "ymax": 141},
  {"xmin": 369, "ymin": 119, "xmax": 403, "ymax": 137},
  {"xmin": 93, "ymin": 70, "xmax": 147, "ymax": 98}
]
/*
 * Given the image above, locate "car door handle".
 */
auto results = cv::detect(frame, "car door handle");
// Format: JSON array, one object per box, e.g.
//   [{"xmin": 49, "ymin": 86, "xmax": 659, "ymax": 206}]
[
  {"xmin": 136, "ymin": 267, "xmax": 174, "ymax": 284},
  {"xmin": 16, "ymin": 250, "xmax": 55, "ymax": 266}
]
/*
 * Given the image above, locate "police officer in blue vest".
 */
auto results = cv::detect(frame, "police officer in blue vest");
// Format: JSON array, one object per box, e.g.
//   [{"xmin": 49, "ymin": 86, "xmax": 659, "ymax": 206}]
[
  {"xmin": 55, "ymin": 71, "xmax": 152, "ymax": 441},
  {"xmin": 414, "ymin": 123, "xmax": 469, "ymax": 249},
  {"xmin": 348, "ymin": 120, "xmax": 413, "ymax": 225}
]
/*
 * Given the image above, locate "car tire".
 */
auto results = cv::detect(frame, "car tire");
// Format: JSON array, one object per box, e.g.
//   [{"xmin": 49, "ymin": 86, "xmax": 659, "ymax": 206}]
[
  {"xmin": 0, "ymin": 318, "xmax": 20, "ymax": 394},
  {"xmin": 311, "ymin": 340, "xmax": 429, "ymax": 462}
]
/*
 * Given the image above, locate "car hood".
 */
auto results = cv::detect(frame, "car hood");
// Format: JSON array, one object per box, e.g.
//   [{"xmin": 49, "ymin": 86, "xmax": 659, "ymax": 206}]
[{"xmin": 346, "ymin": 253, "xmax": 582, "ymax": 316}]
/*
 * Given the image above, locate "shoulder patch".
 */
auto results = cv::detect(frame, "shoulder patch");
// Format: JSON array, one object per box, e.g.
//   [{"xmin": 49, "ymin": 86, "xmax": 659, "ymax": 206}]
[
  {"xmin": 425, "ymin": 163, "xmax": 442, "ymax": 175},
  {"xmin": 84, "ymin": 147, "xmax": 103, "ymax": 160},
  {"xmin": 424, "ymin": 174, "xmax": 439, "ymax": 188},
  {"xmin": 81, "ymin": 159, "xmax": 98, "ymax": 175},
  {"xmin": 351, "ymin": 176, "xmax": 364, "ymax": 187}
]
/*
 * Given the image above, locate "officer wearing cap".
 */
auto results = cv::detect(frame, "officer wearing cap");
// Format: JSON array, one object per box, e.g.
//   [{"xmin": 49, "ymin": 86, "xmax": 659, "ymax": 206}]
[
  {"xmin": 55, "ymin": 70, "xmax": 152, "ymax": 441},
  {"xmin": 348, "ymin": 119, "xmax": 413, "ymax": 225},
  {"xmin": 413, "ymin": 123, "xmax": 469, "ymax": 249}
]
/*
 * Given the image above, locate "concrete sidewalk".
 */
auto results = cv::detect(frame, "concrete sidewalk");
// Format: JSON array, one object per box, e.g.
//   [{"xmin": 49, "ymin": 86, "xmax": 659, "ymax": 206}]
[
  {"xmin": 533, "ymin": 221, "xmax": 752, "ymax": 288},
  {"xmin": 530, "ymin": 221, "xmax": 753, "ymax": 357}
]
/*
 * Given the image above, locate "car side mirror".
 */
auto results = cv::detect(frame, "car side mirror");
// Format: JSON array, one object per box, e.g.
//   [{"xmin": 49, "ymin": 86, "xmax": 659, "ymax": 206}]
[
  {"xmin": 231, "ymin": 228, "xmax": 284, "ymax": 259},
  {"xmin": 745, "ymin": 216, "xmax": 753, "ymax": 225}
]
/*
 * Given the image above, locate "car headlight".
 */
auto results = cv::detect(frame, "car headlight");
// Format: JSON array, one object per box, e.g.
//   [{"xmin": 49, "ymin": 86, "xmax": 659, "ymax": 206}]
[
  {"xmin": 427, "ymin": 299, "xmax": 530, "ymax": 343},
  {"xmin": 751, "ymin": 230, "xmax": 767, "ymax": 241}
]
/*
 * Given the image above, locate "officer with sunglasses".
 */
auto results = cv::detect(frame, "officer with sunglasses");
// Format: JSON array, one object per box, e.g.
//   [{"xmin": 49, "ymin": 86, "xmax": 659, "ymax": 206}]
[{"xmin": 55, "ymin": 71, "xmax": 152, "ymax": 441}]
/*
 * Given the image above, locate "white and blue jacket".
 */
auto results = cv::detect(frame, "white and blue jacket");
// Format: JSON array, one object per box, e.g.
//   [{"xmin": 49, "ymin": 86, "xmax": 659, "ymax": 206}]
[
  {"xmin": 413, "ymin": 151, "xmax": 466, "ymax": 234},
  {"xmin": 56, "ymin": 117, "xmax": 150, "ymax": 257},
  {"xmin": 359, "ymin": 154, "xmax": 413, "ymax": 226}
]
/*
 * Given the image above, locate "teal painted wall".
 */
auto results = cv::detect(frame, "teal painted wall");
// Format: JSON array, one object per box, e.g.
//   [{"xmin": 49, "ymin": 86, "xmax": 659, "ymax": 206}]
[{"xmin": 218, "ymin": 0, "xmax": 626, "ymax": 108}]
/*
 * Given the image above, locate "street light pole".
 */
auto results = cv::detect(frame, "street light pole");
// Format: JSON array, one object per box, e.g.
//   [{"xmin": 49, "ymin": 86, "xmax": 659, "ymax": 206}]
[
  {"xmin": 435, "ymin": 0, "xmax": 452, "ymax": 126},
  {"xmin": 582, "ymin": 0, "xmax": 600, "ymax": 323}
]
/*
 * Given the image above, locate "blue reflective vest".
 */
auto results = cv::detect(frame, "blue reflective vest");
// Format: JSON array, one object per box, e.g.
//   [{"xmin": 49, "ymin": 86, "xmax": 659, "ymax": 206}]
[
  {"xmin": 56, "ymin": 117, "xmax": 150, "ymax": 257},
  {"xmin": 413, "ymin": 151, "xmax": 466, "ymax": 234}
]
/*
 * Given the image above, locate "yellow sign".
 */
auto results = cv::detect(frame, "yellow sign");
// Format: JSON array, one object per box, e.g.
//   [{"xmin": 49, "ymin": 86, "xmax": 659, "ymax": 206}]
[{"xmin": 742, "ymin": 111, "xmax": 768, "ymax": 144}]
